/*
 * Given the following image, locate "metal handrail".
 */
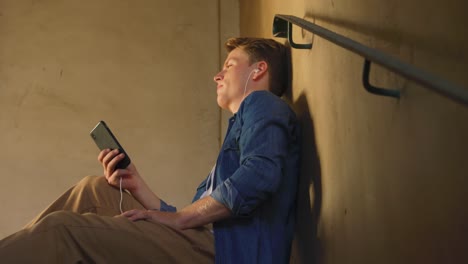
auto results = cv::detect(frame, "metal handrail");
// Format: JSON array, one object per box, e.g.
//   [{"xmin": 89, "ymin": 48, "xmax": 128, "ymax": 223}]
[{"xmin": 273, "ymin": 14, "xmax": 468, "ymax": 106}]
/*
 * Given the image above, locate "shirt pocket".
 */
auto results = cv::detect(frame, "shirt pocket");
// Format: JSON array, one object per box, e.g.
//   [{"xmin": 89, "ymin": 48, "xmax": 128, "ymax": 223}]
[{"xmin": 222, "ymin": 128, "xmax": 241, "ymax": 152}]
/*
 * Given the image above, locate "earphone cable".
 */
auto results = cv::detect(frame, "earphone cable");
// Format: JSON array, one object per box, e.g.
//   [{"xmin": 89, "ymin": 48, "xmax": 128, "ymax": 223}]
[
  {"xmin": 242, "ymin": 69, "xmax": 257, "ymax": 99},
  {"xmin": 119, "ymin": 177, "xmax": 123, "ymax": 214}
]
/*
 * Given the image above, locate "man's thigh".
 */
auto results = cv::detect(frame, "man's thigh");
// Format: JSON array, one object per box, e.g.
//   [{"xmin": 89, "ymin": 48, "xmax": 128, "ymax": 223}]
[{"xmin": 2, "ymin": 211, "xmax": 214, "ymax": 263}]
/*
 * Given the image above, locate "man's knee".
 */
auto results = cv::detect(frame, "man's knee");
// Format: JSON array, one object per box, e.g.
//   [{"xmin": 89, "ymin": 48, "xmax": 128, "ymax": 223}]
[
  {"xmin": 74, "ymin": 175, "xmax": 107, "ymax": 193},
  {"xmin": 77, "ymin": 175, "xmax": 105, "ymax": 187}
]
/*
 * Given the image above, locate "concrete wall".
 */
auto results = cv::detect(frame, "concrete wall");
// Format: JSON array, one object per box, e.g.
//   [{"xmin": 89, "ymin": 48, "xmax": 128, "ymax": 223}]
[
  {"xmin": 0, "ymin": 0, "xmax": 239, "ymax": 238},
  {"xmin": 239, "ymin": 0, "xmax": 468, "ymax": 263}
]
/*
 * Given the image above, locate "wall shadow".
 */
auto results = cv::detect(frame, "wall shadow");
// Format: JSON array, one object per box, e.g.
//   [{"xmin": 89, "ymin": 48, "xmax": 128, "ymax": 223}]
[{"xmin": 288, "ymin": 92, "xmax": 323, "ymax": 264}]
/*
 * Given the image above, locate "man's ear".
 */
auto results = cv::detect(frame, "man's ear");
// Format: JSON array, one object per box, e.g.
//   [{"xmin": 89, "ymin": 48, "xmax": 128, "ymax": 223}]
[{"xmin": 253, "ymin": 61, "xmax": 268, "ymax": 79}]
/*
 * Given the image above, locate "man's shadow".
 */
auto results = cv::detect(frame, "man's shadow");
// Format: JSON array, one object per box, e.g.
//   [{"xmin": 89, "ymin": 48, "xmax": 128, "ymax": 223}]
[{"xmin": 288, "ymin": 92, "xmax": 323, "ymax": 264}]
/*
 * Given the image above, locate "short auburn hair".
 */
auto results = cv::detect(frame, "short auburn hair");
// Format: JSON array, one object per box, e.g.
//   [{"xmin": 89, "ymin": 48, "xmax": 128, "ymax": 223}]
[{"xmin": 225, "ymin": 37, "xmax": 291, "ymax": 97}]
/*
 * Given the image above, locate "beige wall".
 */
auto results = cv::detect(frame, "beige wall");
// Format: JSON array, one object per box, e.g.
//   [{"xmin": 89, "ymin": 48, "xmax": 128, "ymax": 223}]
[
  {"xmin": 0, "ymin": 0, "xmax": 239, "ymax": 238},
  {"xmin": 240, "ymin": 0, "xmax": 468, "ymax": 263}
]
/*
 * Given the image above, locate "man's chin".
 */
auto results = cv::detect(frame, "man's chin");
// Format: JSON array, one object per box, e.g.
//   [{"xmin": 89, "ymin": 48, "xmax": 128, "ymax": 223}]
[{"xmin": 216, "ymin": 97, "xmax": 228, "ymax": 110}]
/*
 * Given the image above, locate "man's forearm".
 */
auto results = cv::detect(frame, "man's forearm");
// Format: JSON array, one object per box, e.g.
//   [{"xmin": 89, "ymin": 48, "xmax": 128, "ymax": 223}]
[
  {"xmin": 176, "ymin": 196, "xmax": 231, "ymax": 229},
  {"xmin": 130, "ymin": 181, "xmax": 162, "ymax": 210},
  {"xmin": 124, "ymin": 196, "xmax": 231, "ymax": 230}
]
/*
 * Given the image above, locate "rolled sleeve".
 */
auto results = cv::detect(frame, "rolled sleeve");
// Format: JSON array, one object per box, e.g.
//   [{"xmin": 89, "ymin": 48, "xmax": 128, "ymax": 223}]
[
  {"xmin": 211, "ymin": 178, "xmax": 245, "ymax": 216},
  {"xmin": 159, "ymin": 199, "xmax": 177, "ymax": 212}
]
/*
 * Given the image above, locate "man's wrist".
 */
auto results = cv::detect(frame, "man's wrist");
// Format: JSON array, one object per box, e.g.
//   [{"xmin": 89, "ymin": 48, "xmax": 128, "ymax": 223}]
[{"xmin": 131, "ymin": 182, "xmax": 162, "ymax": 210}]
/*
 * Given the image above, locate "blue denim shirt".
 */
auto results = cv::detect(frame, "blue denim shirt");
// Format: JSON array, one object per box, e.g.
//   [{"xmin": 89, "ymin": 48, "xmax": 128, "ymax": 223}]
[{"xmin": 162, "ymin": 91, "xmax": 300, "ymax": 263}]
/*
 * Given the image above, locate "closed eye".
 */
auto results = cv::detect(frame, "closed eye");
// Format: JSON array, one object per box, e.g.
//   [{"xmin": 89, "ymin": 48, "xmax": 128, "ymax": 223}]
[{"xmin": 224, "ymin": 59, "xmax": 236, "ymax": 70}]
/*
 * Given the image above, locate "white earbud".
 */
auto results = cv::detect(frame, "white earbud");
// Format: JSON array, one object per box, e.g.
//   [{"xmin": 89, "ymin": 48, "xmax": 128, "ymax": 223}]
[{"xmin": 254, "ymin": 69, "xmax": 260, "ymax": 73}]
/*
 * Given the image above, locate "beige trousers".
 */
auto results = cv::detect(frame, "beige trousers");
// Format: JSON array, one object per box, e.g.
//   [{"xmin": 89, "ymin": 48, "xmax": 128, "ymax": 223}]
[{"xmin": 0, "ymin": 176, "xmax": 214, "ymax": 263}]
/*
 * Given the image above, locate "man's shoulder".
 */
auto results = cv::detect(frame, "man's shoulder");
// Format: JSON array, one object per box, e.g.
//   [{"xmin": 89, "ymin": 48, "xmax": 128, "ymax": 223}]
[{"xmin": 241, "ymin": 90, "xmax": 294, "ymax": 116}]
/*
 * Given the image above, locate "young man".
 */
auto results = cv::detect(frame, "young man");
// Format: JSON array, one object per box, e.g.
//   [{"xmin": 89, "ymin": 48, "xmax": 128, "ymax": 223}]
[{"xmin": 0, "ymin": 37, "xmax": 300, "ymax": 263}]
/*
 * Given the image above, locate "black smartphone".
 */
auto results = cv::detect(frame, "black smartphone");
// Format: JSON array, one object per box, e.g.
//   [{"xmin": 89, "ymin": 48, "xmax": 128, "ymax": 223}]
[{"xmin": 90, "ymin": 120, "xmax": 131, "ymax": 169}]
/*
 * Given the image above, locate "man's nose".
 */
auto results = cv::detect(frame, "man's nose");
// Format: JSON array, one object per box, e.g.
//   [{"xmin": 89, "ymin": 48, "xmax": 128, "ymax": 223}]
[{"xmin": 213, "ymin": 71, "xmax": 223, "ymax": 82}]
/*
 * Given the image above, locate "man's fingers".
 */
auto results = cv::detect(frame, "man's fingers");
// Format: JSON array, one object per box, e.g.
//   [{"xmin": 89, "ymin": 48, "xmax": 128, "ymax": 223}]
[
  {"xmin": 122, "ymin": 209, "xmax": 150, "ymax": 221},
  {"xmin": 108, "ymin": 169, "xmax": 127, "ymax": 186},
  {"xmin": 102, "ymin": 149, "xmax": 120, "ymax": 167},
  {"xmin": 106, "ymin": 153, "xmax": 125, "ymax": 177},
  {"xmin": 108, "ymin": 153, "xmax": 125, "ymax": 170},
  {"xmin": 97, "ymin": 149, "xmax": 111, "ymax": 163},
  {"xmin": 102, "ymin": 150, "xmax": 122, "ymax": 178}
]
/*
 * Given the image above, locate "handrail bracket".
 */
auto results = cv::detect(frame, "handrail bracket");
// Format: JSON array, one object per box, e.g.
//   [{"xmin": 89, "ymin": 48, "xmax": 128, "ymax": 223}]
[
  {"xmin": 273, "ymin": 17, "xmax": 312, "ymax": 49},
  {"xmin": 362, "ymin": 60, "xmax": 401, "ymax": 99}
]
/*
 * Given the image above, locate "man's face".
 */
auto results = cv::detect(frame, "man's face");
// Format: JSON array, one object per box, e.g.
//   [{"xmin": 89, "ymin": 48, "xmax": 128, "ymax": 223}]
[{"xmin": 213, "ymin": 47, "xmax": 256, "ymax": 113}]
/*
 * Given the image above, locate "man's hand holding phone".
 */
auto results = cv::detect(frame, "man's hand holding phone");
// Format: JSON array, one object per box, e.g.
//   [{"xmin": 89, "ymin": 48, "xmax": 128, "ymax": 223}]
[
  {"xmin": 91, "ymin": 121, "xmax": 162, "ymax": 211},
  {"xmin": 98, "ymin": 148, "xmax": 143, "ymax": 193}
]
